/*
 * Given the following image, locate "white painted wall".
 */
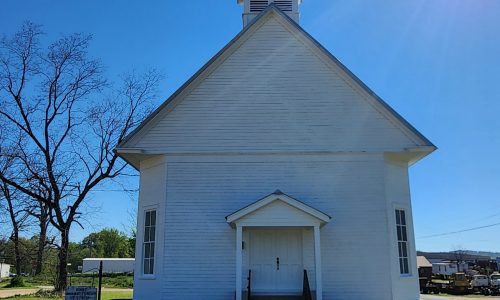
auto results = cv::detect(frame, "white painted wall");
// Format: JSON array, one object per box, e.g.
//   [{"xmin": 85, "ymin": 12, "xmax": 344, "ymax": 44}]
[
  {"xmin": 140, "ymin": 153, "xmax": 396, "ymax": 299},
  {"xmin": 384, "ymin": 156, "xmax": 420, "ymax": 300},
  {"xmin": 133, "ymin": 156, "xmax": 167, "ymax": 300},
  {"xmin": 130, "ymin": 14, "xmax": 420, "ymax": 154},
  {"xmin": 432, "ymin": 263, "xmax": 468, "ymax": 275},
  {"xmin": 0, "ymin": 263, "xmax": 10, "ymax": 278},
  {"xmin": 82, "ymin": 259, "xmax": 134, "ymax": 273}
]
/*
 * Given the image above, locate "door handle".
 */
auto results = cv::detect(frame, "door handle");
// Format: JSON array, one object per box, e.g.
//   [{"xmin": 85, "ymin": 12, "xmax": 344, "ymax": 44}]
[{"xmin": 276, "ymin": 257, "xmax": 280, "ymax": 270}]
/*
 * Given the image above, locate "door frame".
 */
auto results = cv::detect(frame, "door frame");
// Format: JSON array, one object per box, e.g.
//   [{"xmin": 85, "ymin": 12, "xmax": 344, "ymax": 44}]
[
  {"xmin": 226, "ymin": 191, "xmax": 331, "ymax": 300},
  {"xmin": 248, "ymin": 227, "xmax": 304, "ymax": 295}
]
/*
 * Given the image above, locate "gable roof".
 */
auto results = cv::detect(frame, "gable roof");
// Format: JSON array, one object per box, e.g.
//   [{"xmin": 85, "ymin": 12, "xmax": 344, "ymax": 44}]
[
  {"xmin": 116, "ymin": 5, "xmax": 436, "ymax": 167},
  {"xmin": 226, "ymin": 190, "xmax": 331, "ymax": 226},
  {"xmin": 417, "ymin": 256, "xmax": 433, "ymax": 268}
]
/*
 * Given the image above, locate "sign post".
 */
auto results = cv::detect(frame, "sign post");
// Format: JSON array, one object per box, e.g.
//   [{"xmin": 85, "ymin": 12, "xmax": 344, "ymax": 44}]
[
  {"xmin": 97, "ymin": 260, "xmax": 103, "ymax": 300},
  {"xmin": 64, "ymin": 286, "xmax": 97, "ymax": 300}
]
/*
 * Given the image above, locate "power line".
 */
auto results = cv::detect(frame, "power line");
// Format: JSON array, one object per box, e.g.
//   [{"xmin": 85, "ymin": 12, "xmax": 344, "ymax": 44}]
[{"xmin": 417, "ymin": 222, "xmax": 500, "ymax": 239}]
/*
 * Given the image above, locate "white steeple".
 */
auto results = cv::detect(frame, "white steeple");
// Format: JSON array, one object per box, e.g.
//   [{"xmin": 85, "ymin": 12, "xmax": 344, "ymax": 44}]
[{"xmin": 238, "ymin": 0, "xmax": 302, "ymax": 27}]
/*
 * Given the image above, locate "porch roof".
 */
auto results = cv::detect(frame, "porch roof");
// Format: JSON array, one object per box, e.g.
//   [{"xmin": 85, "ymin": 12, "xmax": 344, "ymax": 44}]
[{"xmin": 226, "ymin": 190, "xmax": 331, "ymax": 227}]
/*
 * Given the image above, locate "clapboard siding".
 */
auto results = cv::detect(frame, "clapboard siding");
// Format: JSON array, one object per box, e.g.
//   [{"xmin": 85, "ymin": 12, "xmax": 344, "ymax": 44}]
[
  {"xmin": 133, "ymin": 15, "xmax": 418, "ymax": 153},
  {"xmin": 385, "ymin": 158, "xmax": 420, "ymax": 299},
  {"xmin": 134, "ymin": 156, "xmax": 167, "ymax": 300},
  {"xmin": 159, "ymin": 154, "xmax": 393, "ymax": 299}
]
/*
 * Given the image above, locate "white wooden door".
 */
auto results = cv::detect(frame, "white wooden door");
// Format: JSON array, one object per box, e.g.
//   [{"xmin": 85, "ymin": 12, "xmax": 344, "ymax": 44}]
[{"xmin": 249, "ymin": 229, "xmax": 303, "ymax": 294}]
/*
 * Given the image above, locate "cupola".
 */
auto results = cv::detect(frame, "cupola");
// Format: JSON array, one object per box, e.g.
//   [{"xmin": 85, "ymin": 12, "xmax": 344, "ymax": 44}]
[{"xmin": 238, "ymin": 0, "xmax": 302, "ymax": 27}]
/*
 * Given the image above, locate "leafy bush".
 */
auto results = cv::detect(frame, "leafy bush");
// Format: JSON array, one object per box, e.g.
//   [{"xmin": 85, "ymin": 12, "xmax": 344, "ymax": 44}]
[
  {"xmin": 7, "ymin": 276, "xmax": 25, "ymax": 287},
  {"xmin": 33, "ymin": 289, "xmax": 61, "ymax": 298},
  {"xmin": 68, "ymin": 273, "xmax": 133, "ymax": 288}
]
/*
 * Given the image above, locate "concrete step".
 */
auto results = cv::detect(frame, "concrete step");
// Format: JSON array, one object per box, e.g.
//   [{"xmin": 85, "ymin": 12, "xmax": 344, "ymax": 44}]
[
  {"xmin": 251, "ymin": 297, "xmax": 303, "ymax": 300},
  {"xmin": 240, "ymin": 291, "xmax": 315, "ymax": 300}
]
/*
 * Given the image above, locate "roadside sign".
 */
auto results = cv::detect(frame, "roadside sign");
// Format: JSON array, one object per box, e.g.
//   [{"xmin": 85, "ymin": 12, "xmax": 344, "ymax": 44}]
[{"xmin": 65, "ymin": 286, "xmax": 97, "ymax": 300}]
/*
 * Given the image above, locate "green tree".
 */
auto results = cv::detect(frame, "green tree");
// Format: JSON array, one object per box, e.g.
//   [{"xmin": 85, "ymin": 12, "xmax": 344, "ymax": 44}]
[
  {"xmin": 82, "ymin": 228, "xmax": 132, "ymax": 259},
  {"xmin": 67, "ymin": 242, "xmax": 86, "ymax": 273}
]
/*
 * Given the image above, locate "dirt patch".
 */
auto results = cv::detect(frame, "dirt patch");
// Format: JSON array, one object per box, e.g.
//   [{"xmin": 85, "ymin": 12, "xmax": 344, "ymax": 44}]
[{"xmin": 0, "ymin": 288, "xmax": 39, "ymax": 298}]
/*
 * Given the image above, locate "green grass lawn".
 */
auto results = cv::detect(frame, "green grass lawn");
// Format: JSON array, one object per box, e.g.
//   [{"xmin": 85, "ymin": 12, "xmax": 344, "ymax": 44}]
[
  {"xmin": 0, "ymin": 274, "xmax": 133, "ymax": 289},
  {"xmin": 0, "ymin": 278, "xmax": 35, "ymax": 289},
  {"xmin": 2, "ymin": 290, "xmax": 133, "ymax": 300}
]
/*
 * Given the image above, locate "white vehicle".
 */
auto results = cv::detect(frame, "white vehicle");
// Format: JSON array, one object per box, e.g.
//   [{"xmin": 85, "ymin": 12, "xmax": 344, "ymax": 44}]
[
  {"xmin": 490, "ymin": 273, "xmax": 500, "ymax": 287},
  {"xmin": 471, "ymin": 275, "xmax": 489, "ymax": 288}
]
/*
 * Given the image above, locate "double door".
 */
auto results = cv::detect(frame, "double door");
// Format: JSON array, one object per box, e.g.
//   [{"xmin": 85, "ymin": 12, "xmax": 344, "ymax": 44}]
[{"xmin": 249, "ymin": 229, "xmax": 303, "ymax": 294}]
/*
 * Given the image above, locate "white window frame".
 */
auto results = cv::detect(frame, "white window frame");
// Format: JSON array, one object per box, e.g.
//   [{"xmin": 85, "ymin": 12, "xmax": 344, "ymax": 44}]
[
  {"xmin": 395, "ymin": 208, "xmax": 411, "ymax": 275},
  {"xmin": 142, "ymin": 208, "xmax": 157, "ymax": 276}
]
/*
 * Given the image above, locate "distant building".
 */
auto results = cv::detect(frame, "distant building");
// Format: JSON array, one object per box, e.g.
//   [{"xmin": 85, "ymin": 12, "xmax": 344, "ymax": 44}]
[
  {"xmin": 0, "ymin": 263, "xmax": 10, "ymax": 278},
  {"xmin": 417, "ymin": 256, "xmax": 432, "ymax": 269},
  {"xmin": 432, "ymin": 261, "xmax": 468, "ymax": 276},
  {"xmin": 417, "ymin": 256, "xmax": 432, "ymax": 277},
  {"xmin": 417, "ymin": 251, "xmax": 491, "ymax": 263},
  {"xmin": 82, "ymin": 258, "xmax": 134, "ymax": 274}
]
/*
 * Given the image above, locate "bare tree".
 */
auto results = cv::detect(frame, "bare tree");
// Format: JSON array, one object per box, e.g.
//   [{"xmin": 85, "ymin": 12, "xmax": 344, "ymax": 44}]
[
  {"xmin": 28, "ymin": 199, "xmax": 51, "ymax": 275},
  {"xmin": 0, "ymin": 22, "xmax": 160, "ymax": 292},
  {"xmin": 0, "ymin": 180, "xmax": 28, "ymax": 275},
  {"xmin": 0, "ymin": 132, "xmax": 32, "ymax": 276}
]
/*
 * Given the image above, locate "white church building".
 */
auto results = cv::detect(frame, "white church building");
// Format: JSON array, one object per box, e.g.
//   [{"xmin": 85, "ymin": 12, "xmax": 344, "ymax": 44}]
[{"xmin": 116, "ymin": 1, "xmax": 436, "ymax": 299}]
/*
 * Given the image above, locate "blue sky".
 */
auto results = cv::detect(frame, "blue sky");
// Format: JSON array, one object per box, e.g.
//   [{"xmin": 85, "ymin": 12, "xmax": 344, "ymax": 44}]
[{"xmin": 1, "ymin": 0, "xmax": 499, "ymax": 252}]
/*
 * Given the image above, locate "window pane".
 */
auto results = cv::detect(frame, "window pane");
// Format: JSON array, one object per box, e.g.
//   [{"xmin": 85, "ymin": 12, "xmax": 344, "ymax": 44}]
[
  {"xmin": 143, "ymin": 209, "xmax": 156, "ymax": 275},
  {"xmin": 402, "ymin": 227, "xmax": 407, "ymax": 241},
  {"xmin": 396, "ymin": 209, "xmax": 411, "ymax": 275},
  {"xmin": 400, "ymin": 210, "xmax": 406, "ymax": 225},
  {"xmin": 151, "ymin": 211, "xmax": 156, "ymax": 226},
  {"xmin": 403, "ymin": 258, "xmax": 409, "ymax": 274},
  {"xmin": 144, "ymin": 258, "xmax": 150, "ymax": 274},
  {"xmin": 150, "ymin": 227, "xmax": 156, "ymax": 242}
]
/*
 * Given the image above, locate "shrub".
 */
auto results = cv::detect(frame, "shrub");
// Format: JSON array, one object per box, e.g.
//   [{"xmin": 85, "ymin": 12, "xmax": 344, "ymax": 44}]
[
  {"xmin": 33, "ymin": 289, "xmax": 61, "ymax": 298},
  {"xmin": 7, "ymin": 276, "xmax": 25, "ymax": 287}
]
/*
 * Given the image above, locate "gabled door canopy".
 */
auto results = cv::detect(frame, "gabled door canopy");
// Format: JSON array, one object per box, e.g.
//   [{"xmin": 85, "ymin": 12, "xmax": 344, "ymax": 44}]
[{"xmin": 226, "ymin": 190, "xmax": 331, "ymax": 227}]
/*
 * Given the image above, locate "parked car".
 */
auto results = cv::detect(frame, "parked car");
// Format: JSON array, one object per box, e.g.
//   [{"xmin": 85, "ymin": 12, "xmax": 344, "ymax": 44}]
[
  {"xmin": 491, "ymin": 273, "xmax": 500, "ymax": 287},
  {"xmin": 471, "ymin": 274, "xmax": 489, "ymax": 288}
]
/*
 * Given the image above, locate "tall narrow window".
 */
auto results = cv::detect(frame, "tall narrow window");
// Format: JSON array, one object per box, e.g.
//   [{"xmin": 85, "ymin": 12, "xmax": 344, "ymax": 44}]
[
  {"xmin": 143, "ymin": 209, "xmax": 156, "ymax": 275},
  {"xmin": 395, "ymin": 209, "xmax": 410, "ymax": 274}
]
